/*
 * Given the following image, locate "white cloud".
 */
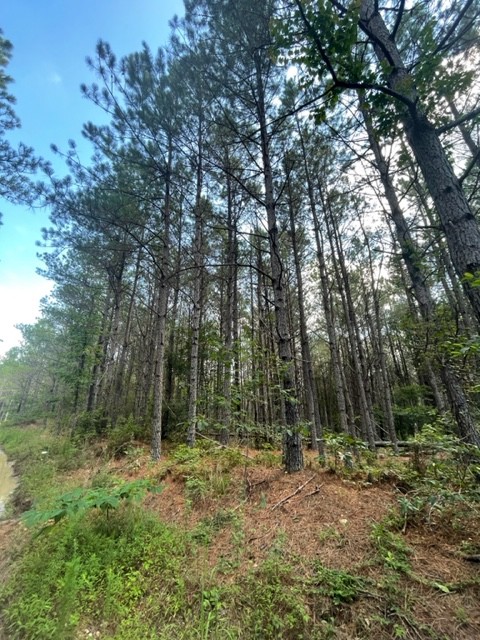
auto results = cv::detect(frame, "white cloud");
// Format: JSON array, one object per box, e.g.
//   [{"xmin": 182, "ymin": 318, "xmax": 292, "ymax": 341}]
[{"xmin": 0, "ymin": 277, "xmax": 53, "ymax": 357}]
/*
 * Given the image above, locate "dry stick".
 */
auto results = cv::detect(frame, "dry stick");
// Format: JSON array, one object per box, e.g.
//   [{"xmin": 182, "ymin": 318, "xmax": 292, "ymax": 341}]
[
  {"xmin": 271, "ymin": 475, "xmax": 316, "ymax": 510},
  {"xmin": 299, "ymin": 484, "xmax": 324, "ymax": 500},
  {"xmin": 461, "ymin": 554, "xmax": 480, "ymax": 562},
  {"xmin": 248, "ymin": 525, "xmax": 277, "ymax": 544}
]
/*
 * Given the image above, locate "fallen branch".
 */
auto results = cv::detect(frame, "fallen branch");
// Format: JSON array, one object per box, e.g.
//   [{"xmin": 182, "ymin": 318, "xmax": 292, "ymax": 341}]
[
  {"xmin": 461, "ymin": 554, "xmax": 480, "ymax": 563},
  {"xmin": 271, "ymin": 475, "xmax": 315, "ymax": 511},
  {"xmin": 300, "ymin": 484, "xmax": 324, "ymax": 500}
]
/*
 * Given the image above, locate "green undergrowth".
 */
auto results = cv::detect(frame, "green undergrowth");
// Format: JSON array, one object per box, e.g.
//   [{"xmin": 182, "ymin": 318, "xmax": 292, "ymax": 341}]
[
  {"xmin": 1, "ymin": 504, "xmax": 319, "ymax": 639},
  {"xmin": 155, "ymin": 442, "xmax": 258, "ymax": 508},
  {"xmin": 0, "ymin": 423, "xmax": 93, "ymax": 515},
  {"xmin": 3, "ymin": 505, "xmax": 475, "ymax": 640},
  {"xmin": 323, "ymin": 424, "xmax": 480, "ymax": 534}
]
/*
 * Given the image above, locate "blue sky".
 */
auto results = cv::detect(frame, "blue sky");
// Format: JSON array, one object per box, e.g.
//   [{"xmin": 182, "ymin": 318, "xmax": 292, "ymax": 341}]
[{"xmin": 0, "ymin": 0, "xmax": 184, "ymax": 355}]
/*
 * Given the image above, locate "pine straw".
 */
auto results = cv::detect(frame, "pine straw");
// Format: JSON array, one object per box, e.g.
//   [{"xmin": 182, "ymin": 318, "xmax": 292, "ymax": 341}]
[
  {"xmin": 139, "ymin": 451, "xmax": 480, "ymax": 639},
  {"xmin": 6, "ymin": 441, "xmax": 478, "ymax": 639}
]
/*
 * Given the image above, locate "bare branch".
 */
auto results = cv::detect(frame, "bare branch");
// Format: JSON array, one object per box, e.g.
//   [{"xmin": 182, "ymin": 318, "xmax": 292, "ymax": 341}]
[{"xmin": 437, "ymin": 105, "xmax": 480, "ymax": 134}]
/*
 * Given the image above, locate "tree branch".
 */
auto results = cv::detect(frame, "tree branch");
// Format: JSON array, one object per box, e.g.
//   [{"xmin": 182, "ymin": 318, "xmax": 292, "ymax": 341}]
[
  {"xmin": 436, "ymin": 105, "xmax": 480, "ymax": 134},
  {"xmin": 459, "ymin": 148, "xmax": 480, "ymax": 185},
  {"xmin": 433, "ymin": 0, "xmax": 477, "ymax": 55},
  {"xmin": 292, "ymin": 0, "xmax": 415, "ymax": 109},
  {"xmin": 391, "ymin": 0, "xmax": 406, "ymax": 40}
]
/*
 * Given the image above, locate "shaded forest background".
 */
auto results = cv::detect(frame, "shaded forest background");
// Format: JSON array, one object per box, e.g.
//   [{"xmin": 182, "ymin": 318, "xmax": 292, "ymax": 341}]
[{"xmin": 2, "ymin": 0, "xmax": 480, "ymax": 472}]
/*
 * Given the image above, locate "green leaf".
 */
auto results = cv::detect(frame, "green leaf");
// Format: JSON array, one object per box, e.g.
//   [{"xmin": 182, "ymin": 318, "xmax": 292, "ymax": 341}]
[{"xmin": 433, "ymin": 582, "xmax": 451, "ymax": 594}]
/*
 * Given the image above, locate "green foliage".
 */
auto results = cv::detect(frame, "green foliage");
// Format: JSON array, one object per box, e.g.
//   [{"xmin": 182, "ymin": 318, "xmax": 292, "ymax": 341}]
[
  {"xmin": 210, "ymin": 445, "xmax": 247, "ymax": 471},
  {"xmin": 392, "ymin": 385, "xmax": 435, "ymax": 438},
  {"xmin": 445, "ymin": 333, "xmax": 480, "ymax": 359},
  {"xmin": 462, "ymin": 270, "xmax": 480, "ymax": 288},
  {"xmin": 73, "ymin": 409, "xmax": 108, "ymax": 437},
  {"xmin": 184, "ymin": 471, "xmax": 231, "ymax": 508},
  {"xmin": 185, "ymin": 475, "xmax": 209, "ymax": 506},
  {"xmin": 22, "ymin": 479, "xmax": 162, "ymax": 530},
  {"xmin": 230, "ymin": 558, "xmax": 311, "ymax": 639},
  {"xmin": 0, "ymin": 28, "xmax": 40, "ymax": 206},
  {"xmin": 172, "ymin": 443, "xmax": 204, "ymax": 465},
  {"xmin": 0, "ymin": 424, "xmax": 91, "ymax": 514},
  {"xmin": 254, "ymin": 447, "xmax": 282, "ymax": 468},
  {"xmin": 313, "ymin": 564, "xmax": 366, "ymax": 605},
  {"xmin": 1, "ymin": 506, "xmax": 189, "ymax": 640},
  {"xmin": 386, "ymin": 422, "xmax": 480, "ymax": 532},
  {"xmin": 106, "ymin": 415, "xmax": 147, "ymax": 456},
  {"xmin": 0, "ymin": 423, "xmax": 51, "ymax": 460},
  {"xmin": 371, "ymin": 520, "xmax": 412, "ymax": 573},
  {"xmin": 407, "ymin": 421, "xmax": 480, "ymax": 487},
  {"xmin": 323, "ymin": 431, "xmax": 367, "ymax": 469},
  {"xmin": 167, "ymin": 443, "xmax": 245, "ymax": 508},
  {"xmin": 191, "ymin": 508, "xmax": 239, "ymax": 546}
]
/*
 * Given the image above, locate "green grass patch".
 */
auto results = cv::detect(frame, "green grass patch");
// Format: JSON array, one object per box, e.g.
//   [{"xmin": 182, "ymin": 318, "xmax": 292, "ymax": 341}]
[
  {"xmin": 0, "ymin": 424, "xmax": 92, "ymax": 515},
  {"xmin": 313, "ymin": 564, "xmax": 367, "ymax": 605},
  {"xmin": 1, "ymin": 505, "xmax": 190, "ymax": 640}
]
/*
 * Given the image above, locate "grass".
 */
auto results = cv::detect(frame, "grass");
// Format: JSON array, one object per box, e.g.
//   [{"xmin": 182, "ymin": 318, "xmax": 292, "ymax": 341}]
[{"xmin": 0, "ymin": 423, "xmax": 92, "ymax": 515}]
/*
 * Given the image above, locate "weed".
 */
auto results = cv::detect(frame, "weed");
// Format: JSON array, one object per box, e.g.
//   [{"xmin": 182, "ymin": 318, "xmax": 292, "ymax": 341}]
[
  {"xmin": 455, "ymin": 607, "xmax": 470, "ymax": 625},
  {"xmin": 313, "ymin": 563, "xmax": 366, "ymax": 604},
  {"xmin": 106, "ymin": 416, "xmax": 145, "ymax": 458},
  {"xmin": 371, "ymin": 520, "xmax": 412, "ymax": 573},
  {"xmin": 323, "ymin": 431, "xmax": 368, "ymax": 470},
  {"xmin": 254, "ymin": 449, "xmax": 282, "ymax": 468},
  {"xmin": 200, "ymin": 587, "xmax": 224, "ymax": 638},
  {"xmin": 191, "ymin": 509, "xmax": 239, "ymax": 546},
  {"xmin": 229, "ymin": 557, "xmax": 312, "ymax": 639},
  {"xmin": 317, "ymin": 526, "xmax": 345, "ymax": 546},
  {"xmin": 172, "ymin": 444, "xmax": 204, "ymax": 465},
  {"xmin": 184, "ymin": 463, "xmax": 233, "ymax": 507},
  {"xmin": 0, "ymin": 424, "xmax": 92, "ymax": 515},
  {"xmin": 1, "ymin": 506, "xmax": 190, "ymax": 640},
  {"xmin": 185, "ymin": 475, "xmax": 208, "ymax": 506},
  {"xmin": 22, "ymin": 479, "xmax": 162, "ymax": 530},
  {"xmin": 210, "ymin": 446, "xmax": 248, "ymax": 471}
]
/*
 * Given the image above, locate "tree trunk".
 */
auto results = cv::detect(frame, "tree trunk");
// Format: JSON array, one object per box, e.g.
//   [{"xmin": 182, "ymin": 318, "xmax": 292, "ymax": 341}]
[
  {"xmin": 359, "ymin": 0, "xmax": 480, "ymax": 325},
  {"xmin": 361, "ymin": 97, "xmax": 480, "ymax": 446},
  {"xmin": 151, "ymin": 139, "xmax": 173, "ymax": 460},
  {"xmin": 254, "ymin": 54, "xmax": 303, "ymax": 472},
  {"xmin": 286, "ymin": 169, "xmax": 323, "ymax": 453},
  {"xmin": 323, "ymin": 194, "xmax": 376, "ymax": 448},
  {"xmin": 187, "ymin": 120, "xmax": 205, "ymax": 449}
]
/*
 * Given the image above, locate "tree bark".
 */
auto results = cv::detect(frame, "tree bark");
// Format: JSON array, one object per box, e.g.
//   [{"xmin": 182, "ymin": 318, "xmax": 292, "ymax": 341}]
[
  {"xmin": 151, "ymin": 139, "xmax": 173, "ymax": 460},
  {"xmin": 254, "ymin": 53, "xmax": 303, "ymax": 472},
  {"xmin": 359, "ymin": 0, "xmax": 480, "ymax": 325},
  {"xmin": 286, "ymin": 168, "xmax": 323, "ymax": 453},
  {"xmin": 361, "ymin": 97, "xmax": 480, "ymax": 446}
]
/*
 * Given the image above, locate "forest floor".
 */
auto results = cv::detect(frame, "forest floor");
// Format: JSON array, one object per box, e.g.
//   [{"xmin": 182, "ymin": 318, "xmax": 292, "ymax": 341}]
[{"xmin": 0, "ymin": 424, "xmax": 479, "ymax": 639}]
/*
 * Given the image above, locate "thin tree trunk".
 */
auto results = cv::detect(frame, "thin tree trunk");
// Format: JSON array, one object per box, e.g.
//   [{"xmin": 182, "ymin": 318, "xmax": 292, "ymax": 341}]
[
  {"xmin": 286, "ymin": 169, "xmax": 323, "ymax": 453},
  {"xmin": 151, "ymin": 139, "xmax": 173, "ymax": 460},
  {"xmin": 187, "ymin": 120, "xmax": 205, "ymax": 448},
  {"xmin": 254, "ymin": 54, "xmax": 303, "ymax": 472},
  {"xmin": 359, "ymin": 221, "xmax": 398, "ymax": 450},
  {"xmin": 323, "ymin": 199, "xmax": 376, "ymax": 448},
  {"xmin": 297, "ymin": 120, "xmax": 349, "ymax": 436},
  {"xmin": 361, "ymin": 97, "xmax": 480, "ymax": 446}
]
